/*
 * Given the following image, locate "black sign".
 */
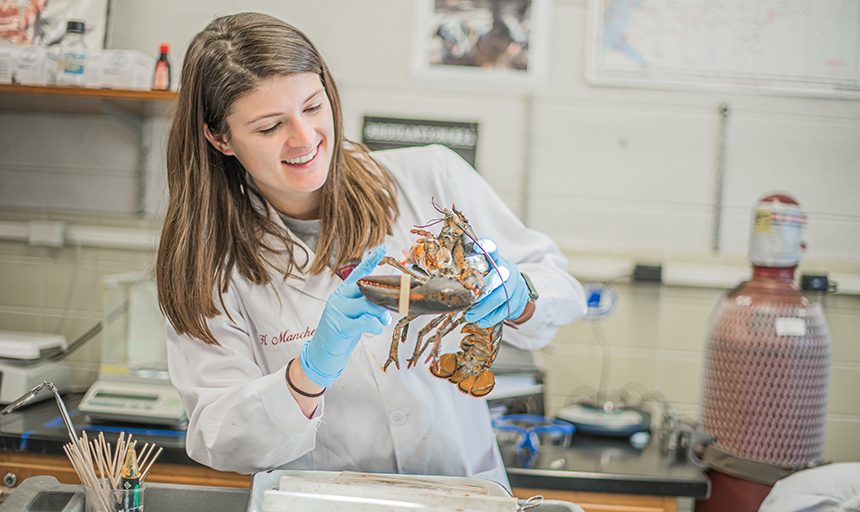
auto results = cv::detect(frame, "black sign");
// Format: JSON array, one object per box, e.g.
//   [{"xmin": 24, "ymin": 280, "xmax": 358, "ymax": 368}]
[{"xmin": 362, "ymin": 116, "xmax": 479, "ymax": 169}]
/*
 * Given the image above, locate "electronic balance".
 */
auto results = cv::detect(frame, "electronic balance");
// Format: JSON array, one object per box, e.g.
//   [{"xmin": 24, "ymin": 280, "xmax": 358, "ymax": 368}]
[
  {"xmin": 0, "ymin": 330, "xmax": 71, "ymax": 404},
  {"xmin": 555, "ymin": 401, "xmax": 649, "ymax": 437},
  {"xmin": 79, "ymin": 273, "xmax": 187, "ymax": 428},
  {"xmin": 80, "ymin": 375, "xmax": 185, "ymax": 427},
  {"xmin": 553, "ymin": 281, "xmax": 649, "ymax": 437}
]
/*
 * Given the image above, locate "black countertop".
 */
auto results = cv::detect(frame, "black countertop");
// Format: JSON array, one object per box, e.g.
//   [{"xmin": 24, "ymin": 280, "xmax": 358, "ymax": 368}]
[
  {"xmin": 0, "ymin": 392, "xmax": 709, "ymax": 499},
  {"xmin": 0, "ymin": 392, "xmax": 194, "ymax": 466},
  {"xmin": 500, "ymin": 432, "xmax": 710, "ymax": 498}
]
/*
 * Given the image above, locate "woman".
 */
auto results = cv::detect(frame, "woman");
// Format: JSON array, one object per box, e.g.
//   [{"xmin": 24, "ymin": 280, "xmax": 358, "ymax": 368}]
[{"xmin": 157, "ymin": 12, "xmax": 586, "ymax": 488}]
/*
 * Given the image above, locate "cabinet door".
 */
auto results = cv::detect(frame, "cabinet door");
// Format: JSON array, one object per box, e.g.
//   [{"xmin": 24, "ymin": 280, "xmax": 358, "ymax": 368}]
[{"xmin": 0, "ymin": 452, "xmax": 250, "ymax": 491}]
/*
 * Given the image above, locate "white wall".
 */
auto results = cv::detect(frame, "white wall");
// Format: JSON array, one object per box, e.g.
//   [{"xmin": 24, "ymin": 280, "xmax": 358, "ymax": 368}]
[{"xmin": 3, "ymin": 0, "xmax": 858, "ymax": 261}]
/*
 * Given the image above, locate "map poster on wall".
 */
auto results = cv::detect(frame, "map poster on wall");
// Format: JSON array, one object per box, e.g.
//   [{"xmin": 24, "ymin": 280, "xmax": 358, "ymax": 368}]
[
  {"xmin": 585, "ymin": 0, "xmax": 860, "ymax": 99},
  {"xmin": 362, "ymin": 116, "xmax": 479, "ymax": 169},
  {"xmin": 409, "ymin": 0, "xmax": 551, "ymax": 90},
  {"xmin": 0, "ymin": 0, "xmax": 108, "ymax": 49}
]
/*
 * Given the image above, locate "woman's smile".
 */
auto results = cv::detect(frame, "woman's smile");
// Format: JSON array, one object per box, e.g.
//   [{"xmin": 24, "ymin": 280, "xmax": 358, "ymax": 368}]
[{"xmin": 283, "ymin": 144, "xmax": 319, "ymax": 166}]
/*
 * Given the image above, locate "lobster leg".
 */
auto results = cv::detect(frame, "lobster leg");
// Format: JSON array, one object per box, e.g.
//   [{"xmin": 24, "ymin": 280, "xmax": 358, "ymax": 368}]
[
  {"xmin": 407, "ymin": 313, "xmax": 449, "ymax": 369},
  {"xmin": 384, "ymin": 314, "xmax": 417, "ymax": 371},
  {"xmin": 485, "ymin": 322, "xmax": 503, "ymax": 368},
  {"xmin": 423, "ymin": 313, "xmax": 467, "ymax": 365}
]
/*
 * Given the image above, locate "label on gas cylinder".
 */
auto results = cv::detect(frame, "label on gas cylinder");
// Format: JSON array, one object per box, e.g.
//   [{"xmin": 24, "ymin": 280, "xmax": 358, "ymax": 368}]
[
  {"xmin": 750, "ymin": 202, "xmax": 807, "ymax": 267},
  {"xmin": 775, "ymin": 317, "xmax": 806, "ymax": 336}
]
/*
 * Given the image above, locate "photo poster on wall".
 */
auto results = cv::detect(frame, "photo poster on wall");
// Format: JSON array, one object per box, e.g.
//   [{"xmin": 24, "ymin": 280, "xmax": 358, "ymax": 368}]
[
  {"xmin": 0, "ymin": 0, "xmax": 109, "ymax": 49},
  {"xmin": 362, "ymin": 116, "xmax": 479, "ymax": 170},
  {"xmin": 409, "ymin": 0, "xmax": 551, "ymax": 90}
]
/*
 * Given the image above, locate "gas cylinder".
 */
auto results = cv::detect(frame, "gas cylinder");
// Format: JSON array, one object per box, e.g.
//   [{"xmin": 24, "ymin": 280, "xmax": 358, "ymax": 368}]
[{"xmin": 695, "ymin": 194, "xmax": 831, "ymax": 512}]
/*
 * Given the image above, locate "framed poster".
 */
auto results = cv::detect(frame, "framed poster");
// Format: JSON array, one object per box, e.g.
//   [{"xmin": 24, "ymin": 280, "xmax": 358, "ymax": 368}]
[
  {"xmin": 585, "ymin": 0, "xmax": 860, "ymax": 99},
  {"xmin": 410, "ymin": 0, "xmax": 551, "ymax": 90},
  {"xmin": 1, "ymin": 0, "xmax": 109, "ymax": 49},
  {"xmin": 362, "ymin": 116, "xmax": 479, "ymax": 169}
]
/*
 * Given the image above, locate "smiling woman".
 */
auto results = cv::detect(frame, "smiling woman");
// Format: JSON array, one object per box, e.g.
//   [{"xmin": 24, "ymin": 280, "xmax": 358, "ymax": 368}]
[
  {"xmin": 203, "ymin": 74, "xmax": 335, "ymax": 219},
  {"xmin": 155, "ymin": 11, "xmax": 585, "ymax": 488},
  {"xmin": 157, "ymin": 13, "xmax": 399, "ymax": 348}
]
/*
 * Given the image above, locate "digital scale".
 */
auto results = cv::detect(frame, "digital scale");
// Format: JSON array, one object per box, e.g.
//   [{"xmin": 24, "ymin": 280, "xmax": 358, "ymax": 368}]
[
  {"xmin": 0, "ymin": 330, "xmax": 71, "ymax": 404},
  {"xmin": 78, "ymin": 273, "xmax": 187, "ymax": 428},
  {"xmin": 554, "ymin": 402, "xmax": 649, "ymax": 437},
  {"xmin": 553, "ymin": 282, "xmax": 650, "ymax": 437},
  {"xmin": 80, "ymin": 376, "xmax": 186, "ymax": 427}
]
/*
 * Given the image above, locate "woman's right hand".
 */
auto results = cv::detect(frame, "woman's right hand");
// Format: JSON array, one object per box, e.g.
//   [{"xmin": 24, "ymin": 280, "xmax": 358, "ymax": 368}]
[{"xmin": 299, "ymin": 246, "xmax": 392, "ymax": 388}]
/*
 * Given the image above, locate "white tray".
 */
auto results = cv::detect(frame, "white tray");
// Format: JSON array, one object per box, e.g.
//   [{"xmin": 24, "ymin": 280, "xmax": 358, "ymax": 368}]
[{"xmin": 247, "ymin": 470, "xmax": 583, "ymax": 512}]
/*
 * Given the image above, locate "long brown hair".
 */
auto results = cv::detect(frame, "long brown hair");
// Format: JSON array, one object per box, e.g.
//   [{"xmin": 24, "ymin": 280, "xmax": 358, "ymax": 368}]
[{"xmin": 157, "ymin": 12, "xmax": 399, "ymax": 345}]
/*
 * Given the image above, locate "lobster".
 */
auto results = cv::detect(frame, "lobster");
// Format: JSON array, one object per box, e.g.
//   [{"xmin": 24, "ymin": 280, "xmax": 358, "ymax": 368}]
[{"xmin": 356, "ymin": 201, "xmax": 509, "ymax": 397}]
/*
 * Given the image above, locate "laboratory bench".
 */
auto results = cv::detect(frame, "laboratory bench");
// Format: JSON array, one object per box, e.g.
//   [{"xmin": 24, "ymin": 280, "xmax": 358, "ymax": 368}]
[
  {"xmin": 0, "ymin": 393, "xmax": 708, "ymax": 512},
  {"xmin": 501, "ymin": 432, "xmax": 710, "ymax": 512},
  {"xmin": 0, "ymin": 392, "xmax": 251, "ymax": 493}
]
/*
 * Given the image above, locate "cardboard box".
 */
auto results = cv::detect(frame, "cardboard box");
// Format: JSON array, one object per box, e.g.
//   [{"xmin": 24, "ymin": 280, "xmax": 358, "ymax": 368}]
[
  {"xmin": 87, "ymin": 49, "xmax": 155, "ymax": 90},
  {"xmin": 0, "ymin": 46, "xmax": 56, "ymax": 85}
]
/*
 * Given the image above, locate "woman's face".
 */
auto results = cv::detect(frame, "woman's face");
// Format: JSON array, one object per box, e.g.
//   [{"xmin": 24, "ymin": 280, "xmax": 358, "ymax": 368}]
[{"xmin": 205, "ymin": 73, "xmax": 335, "ymax": 219}]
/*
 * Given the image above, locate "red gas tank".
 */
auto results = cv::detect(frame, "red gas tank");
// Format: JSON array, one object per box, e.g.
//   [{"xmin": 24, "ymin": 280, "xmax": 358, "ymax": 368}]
[{"xmin": 695, "ymin": 194, "xmax": 831, "ymax": 512}]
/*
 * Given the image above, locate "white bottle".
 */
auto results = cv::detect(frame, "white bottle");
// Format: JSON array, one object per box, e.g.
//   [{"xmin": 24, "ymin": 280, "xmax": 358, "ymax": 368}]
[{"xmin": 57, "ymin": 20, "xmax": 87, "ymax": 86}]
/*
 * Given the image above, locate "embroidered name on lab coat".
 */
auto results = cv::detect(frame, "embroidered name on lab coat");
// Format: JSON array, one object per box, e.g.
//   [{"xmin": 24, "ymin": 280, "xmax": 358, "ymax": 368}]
[{"xmin": 259, "ymin": 327, "xmax": 316, "ymax": 345}]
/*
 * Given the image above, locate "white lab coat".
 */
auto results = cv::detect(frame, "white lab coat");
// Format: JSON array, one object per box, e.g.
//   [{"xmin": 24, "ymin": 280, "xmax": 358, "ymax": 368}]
[{"xmin": 166, "ymin": 145, "xmax": 586, "ymax": 489}]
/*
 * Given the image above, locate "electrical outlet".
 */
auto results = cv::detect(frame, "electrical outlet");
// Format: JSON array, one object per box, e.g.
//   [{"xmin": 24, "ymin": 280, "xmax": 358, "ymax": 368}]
[
  {"xmin": 801, "ymin": 274, "xmax": 836, "ymax": 292},
  {"xmin": 634, "ymin": 264, "xmax": 663, "ymax": 282},
  {"xmin": 29, "ymin": 221, "xmax": 65, "ymax": 248}
]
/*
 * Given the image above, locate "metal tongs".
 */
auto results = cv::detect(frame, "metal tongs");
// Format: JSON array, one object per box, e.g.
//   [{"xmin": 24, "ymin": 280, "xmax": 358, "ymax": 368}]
[
  {"xmin": 1, "ymin": 380, "xmax": 77, "ymax": 440},
  {"xmin": 518, "ymin": 495, "xmax": 544, "ymax": 511}
]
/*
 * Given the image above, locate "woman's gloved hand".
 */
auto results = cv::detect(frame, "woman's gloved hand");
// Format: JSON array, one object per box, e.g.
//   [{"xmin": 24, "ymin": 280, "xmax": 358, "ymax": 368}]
[
  {"xmin": 300, "ymin": 246, "xmax": 393, "ymax": 387},
  {"xmin": 464, "ymin": 239, "xmax": 530, "ymax": 328}
]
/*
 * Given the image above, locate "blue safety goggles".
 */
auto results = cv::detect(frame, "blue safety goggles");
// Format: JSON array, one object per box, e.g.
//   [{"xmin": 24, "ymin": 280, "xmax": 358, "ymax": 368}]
[{"xmin": 492, "ymin": 414, "xmax": 575, "ymax": 454}]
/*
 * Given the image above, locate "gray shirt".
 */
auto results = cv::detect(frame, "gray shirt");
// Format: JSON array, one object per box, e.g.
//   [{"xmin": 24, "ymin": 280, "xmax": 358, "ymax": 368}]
[{"xmin": 278, "ymin": 213, "xmax": 321, "ymax": 252}]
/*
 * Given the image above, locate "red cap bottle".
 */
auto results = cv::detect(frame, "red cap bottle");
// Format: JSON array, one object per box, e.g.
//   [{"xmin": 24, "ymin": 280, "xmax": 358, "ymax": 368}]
[{"xmin": 153, "ymin": 43, "xmax": 171, "ymax": 90}]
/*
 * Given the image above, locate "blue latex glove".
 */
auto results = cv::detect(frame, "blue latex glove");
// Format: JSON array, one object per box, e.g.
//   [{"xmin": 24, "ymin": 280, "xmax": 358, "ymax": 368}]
[
  {"xmin": 300, "ymin": 246, "xmax": 393, "ymax": 387},
  {"xmin": 464, "ymin": 239, "xmax": 530, "ymax": 328}
]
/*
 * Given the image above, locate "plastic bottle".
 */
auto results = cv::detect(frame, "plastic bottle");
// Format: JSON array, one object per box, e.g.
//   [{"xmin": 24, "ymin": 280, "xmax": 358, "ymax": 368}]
[
  {"xmin": 57, "ymin": 20, "xmax": 87, "ymax": 86},
  {"xmin": 152, "ymin": 43, "xmax": 171, "ymax": 90}
]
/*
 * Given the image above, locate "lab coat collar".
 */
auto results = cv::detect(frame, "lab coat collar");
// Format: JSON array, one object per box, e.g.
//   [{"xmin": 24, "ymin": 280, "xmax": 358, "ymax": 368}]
[{"xmin": 245, "ymin": 182, "xmax": 340, "ymax": 302}]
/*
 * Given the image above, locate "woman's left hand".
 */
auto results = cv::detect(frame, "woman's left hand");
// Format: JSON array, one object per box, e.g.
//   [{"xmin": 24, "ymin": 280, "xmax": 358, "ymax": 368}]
[{"xmin": 464, "ymin": 239, "xmax": 530, "ymax": 328}]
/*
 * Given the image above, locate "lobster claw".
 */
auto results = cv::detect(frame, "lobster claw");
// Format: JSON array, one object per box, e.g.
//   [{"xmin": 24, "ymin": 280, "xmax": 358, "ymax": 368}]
[{"xmin": 357, "ymin": 275, "xmax": 475, "ymax": 315}]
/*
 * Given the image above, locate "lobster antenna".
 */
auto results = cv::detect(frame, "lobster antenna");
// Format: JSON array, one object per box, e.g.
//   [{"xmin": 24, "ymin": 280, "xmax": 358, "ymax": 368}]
[
  {"xmin": 470, "ymin": 237, "xmax": 513, "ymax": 321},
  {"xmin": 415, "ymin": 197, "xmax": 449, "ymax": 229},
  {"xmin": 431, "ymin": 197, "xmax": 445, "ymax": 214},
  {"xmin": 441, "ymin": 200, "xmax": 514, "ymax": 321},
  {"xmin": 416, "ymin": 218, "xmax": 445, "ymax": 229},
  {"xmin": 444, "ymin": 209, "xmax": 512, "ymax": 321}
]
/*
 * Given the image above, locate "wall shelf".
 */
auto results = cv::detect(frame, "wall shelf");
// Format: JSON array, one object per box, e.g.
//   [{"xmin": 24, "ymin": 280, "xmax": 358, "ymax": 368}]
[
  {"xmin": 0, "ymin": 84, "xmax": 177, "ymax": 215},
  {"xmin": 0, "ymin": 84, "xmax": 176, "ymax": 117}
]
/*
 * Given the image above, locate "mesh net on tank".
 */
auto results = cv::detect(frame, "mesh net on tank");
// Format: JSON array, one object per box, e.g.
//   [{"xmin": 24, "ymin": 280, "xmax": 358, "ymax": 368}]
[{"xmin": 700, "ymin": 297, "xmax": 830, "ymax": 466}]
